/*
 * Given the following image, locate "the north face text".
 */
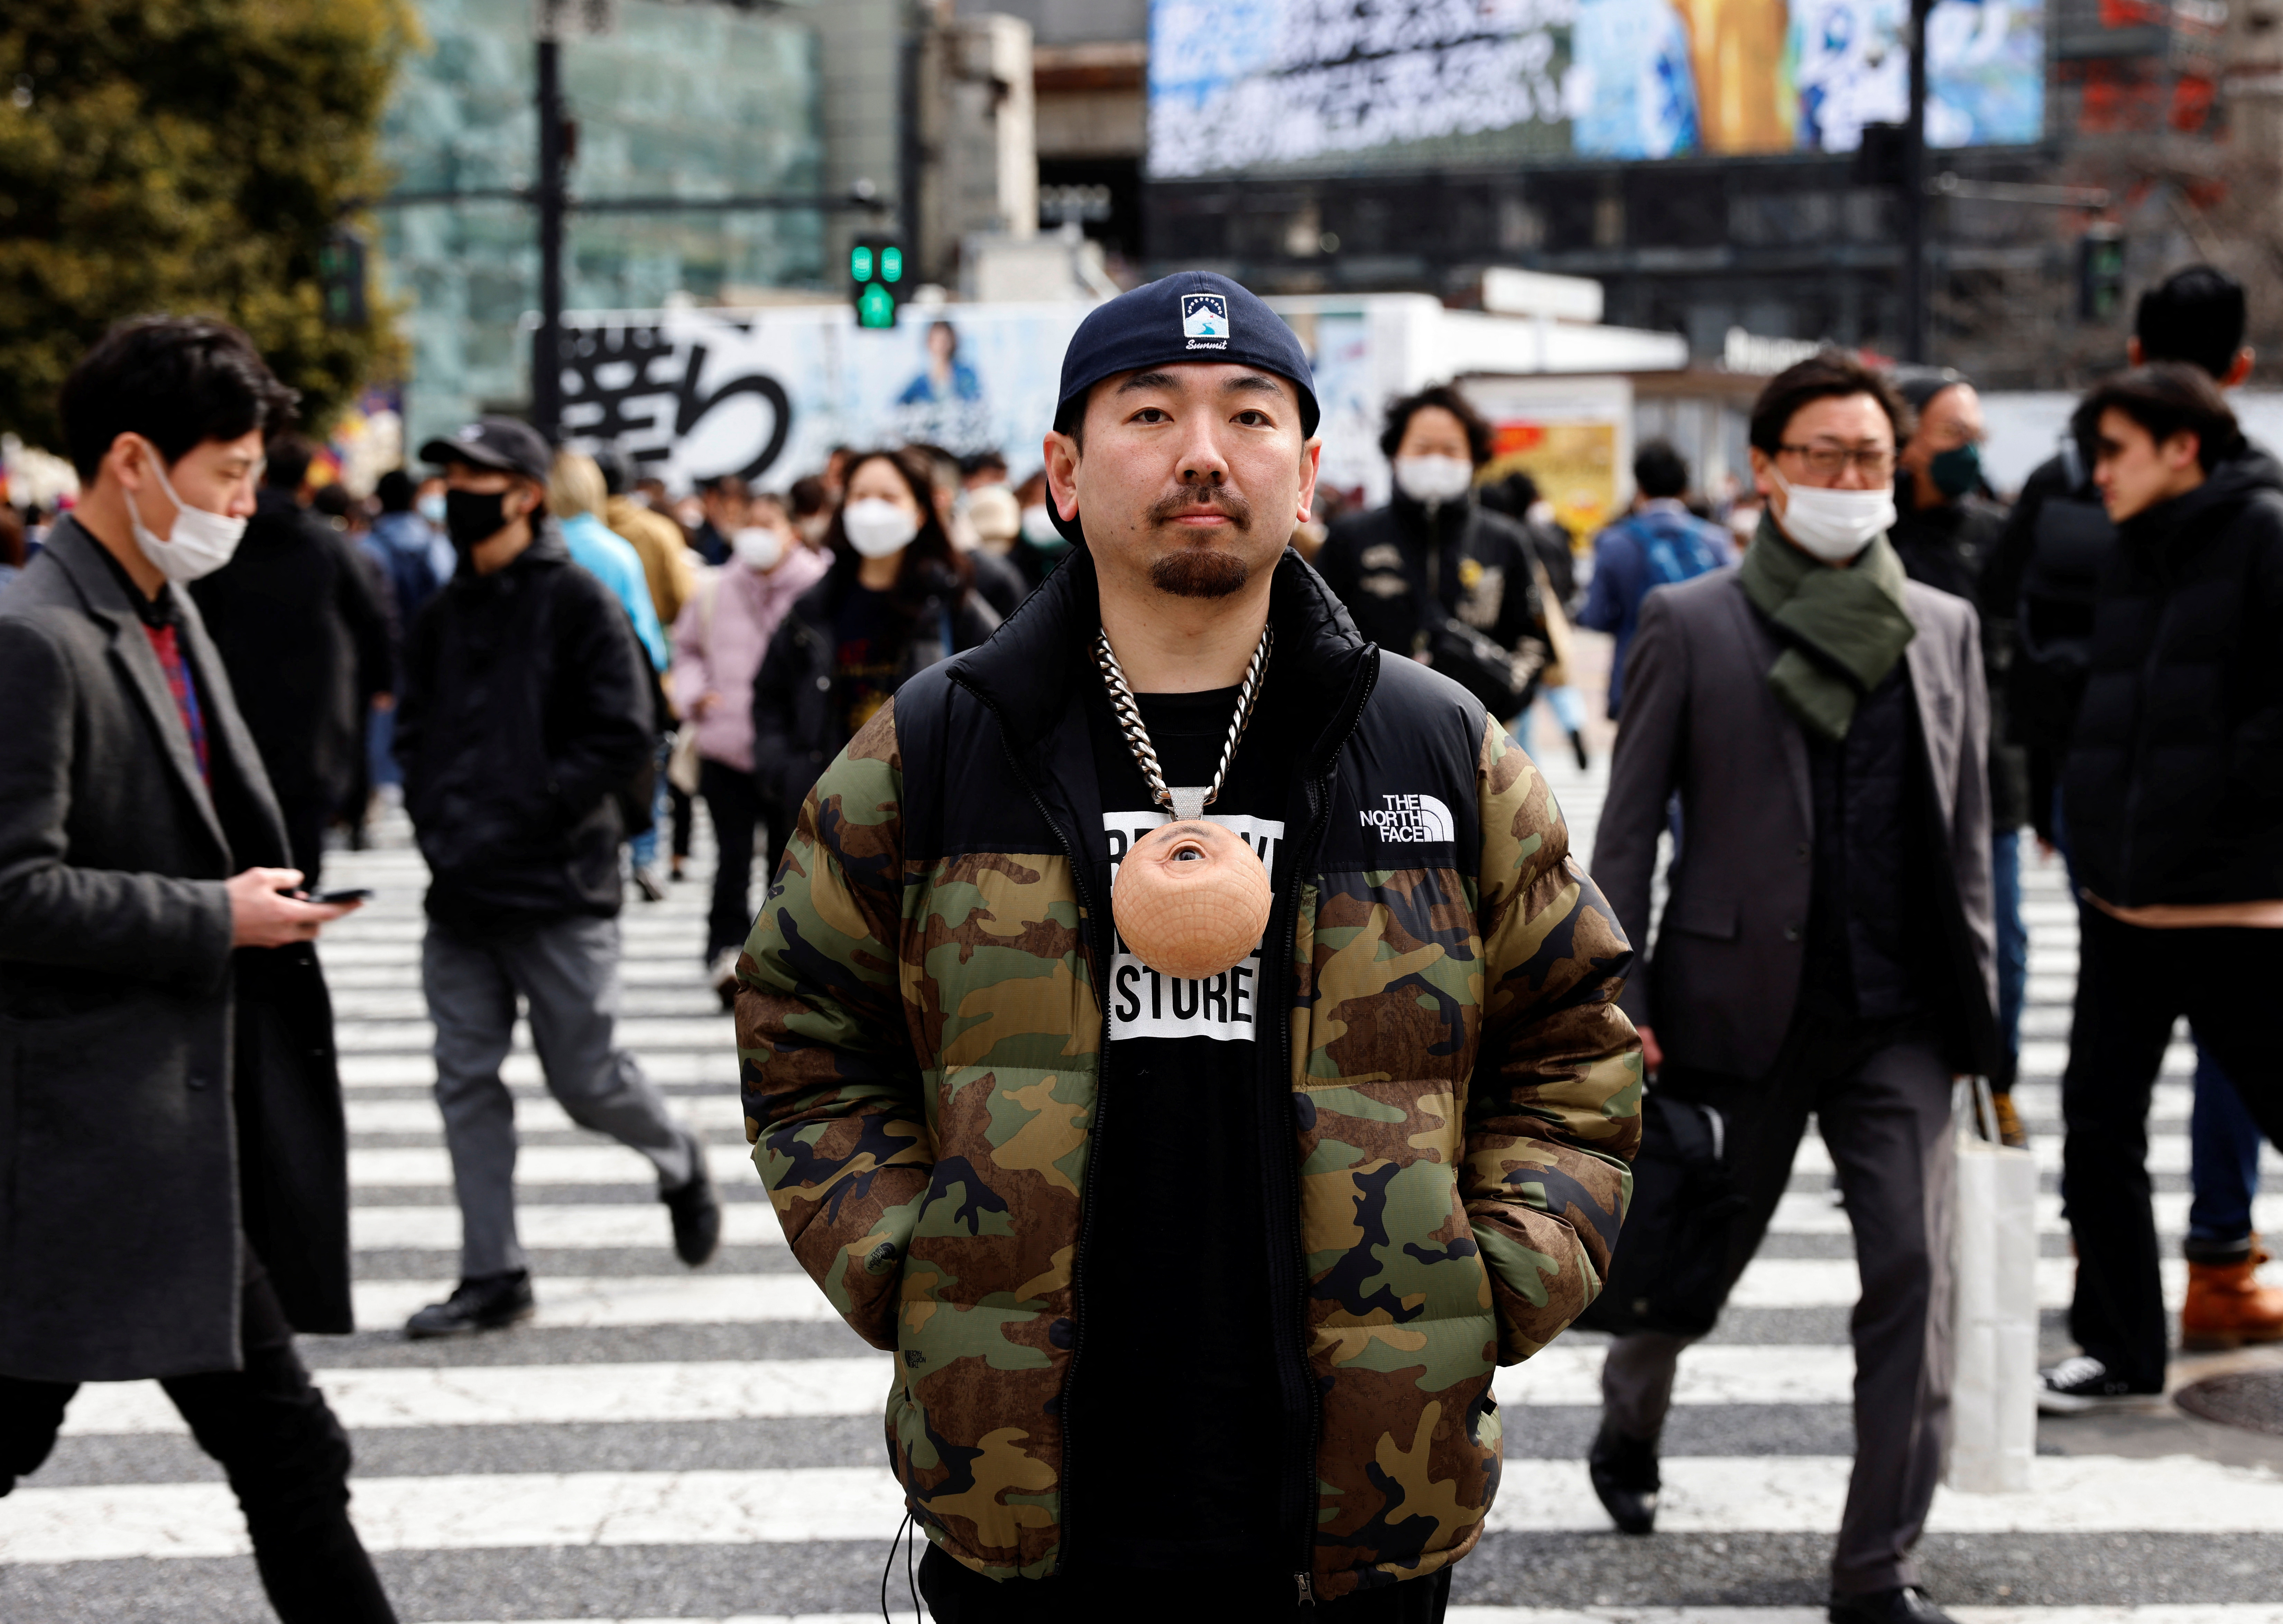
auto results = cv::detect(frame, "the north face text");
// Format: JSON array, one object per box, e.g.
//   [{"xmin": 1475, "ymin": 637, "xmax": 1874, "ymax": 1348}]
[{"xmin": 1360, "ymin": 794, "xmax": 1454, "ymax": 844}]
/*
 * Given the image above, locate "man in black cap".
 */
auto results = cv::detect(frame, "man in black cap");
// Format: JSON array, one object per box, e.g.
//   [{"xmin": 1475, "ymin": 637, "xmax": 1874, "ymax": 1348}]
[
  {"xmin": 734, "ymin": 274, "xmax": 1639, "ymax": 1616},
  {"xmin": 393, "ymin": 417, "xmax": 721, "ymax": 1339}
]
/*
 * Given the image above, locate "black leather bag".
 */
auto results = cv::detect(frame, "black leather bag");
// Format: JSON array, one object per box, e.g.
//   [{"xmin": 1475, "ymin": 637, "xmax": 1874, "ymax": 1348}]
[
  {"xmin": 1574, "ymin": 1089, "xmax": 1748, "ymax": 1338},
  {"xmin": 1425, "ymin": 615, "xmax": 1534, "ymax": 717}
]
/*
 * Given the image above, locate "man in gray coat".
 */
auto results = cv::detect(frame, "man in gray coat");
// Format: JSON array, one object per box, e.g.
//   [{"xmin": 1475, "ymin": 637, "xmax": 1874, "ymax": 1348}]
[
  {"xmin": 1586, "ymin": 352, "xmax": 1997, "ymax": 1624},
  {"xmin": 0, "ymin": 317, "xmax": 396, "ymax": 1622}
]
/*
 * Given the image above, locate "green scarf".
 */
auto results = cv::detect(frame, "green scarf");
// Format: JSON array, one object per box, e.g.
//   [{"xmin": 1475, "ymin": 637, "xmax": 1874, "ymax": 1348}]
[{"xmin": 1737, "ymin": 513, "xmax": 1916, "ymax": 742}]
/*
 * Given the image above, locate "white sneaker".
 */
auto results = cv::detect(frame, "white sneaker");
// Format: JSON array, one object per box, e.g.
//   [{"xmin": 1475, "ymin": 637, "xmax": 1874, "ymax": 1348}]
[
  {"xmin": 708, "ymin": 948, "xmax": 741, "ymax": 1012},
  {"xmin": 2037, "ymin": 1354, "xmax": 2159, "ymax": 1414}
]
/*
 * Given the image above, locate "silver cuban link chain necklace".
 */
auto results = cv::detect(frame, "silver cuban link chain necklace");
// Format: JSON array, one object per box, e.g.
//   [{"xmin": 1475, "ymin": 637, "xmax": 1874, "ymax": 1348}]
[{"xmin": 1093, "ymin": 624, "xmax": 1273, "ymax": 823}]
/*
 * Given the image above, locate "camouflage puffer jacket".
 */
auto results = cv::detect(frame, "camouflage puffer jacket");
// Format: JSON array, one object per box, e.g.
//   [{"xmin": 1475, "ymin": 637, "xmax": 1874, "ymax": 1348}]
[{"xmin": 735, "ymin": 548, "xmax": 1640, "ymax": 1600}]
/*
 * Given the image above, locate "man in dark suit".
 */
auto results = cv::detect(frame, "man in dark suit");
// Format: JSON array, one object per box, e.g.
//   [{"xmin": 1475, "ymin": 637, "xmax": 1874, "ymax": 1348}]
[
  {"xmin": 1587, "ymin": 353, "xmax": 1997, "ymax": 1624},
  {"xmin": 191, "ymin": 431, "xmax": 394, "ymax": 886},
  {"xmin": 0, "ymin": 316, "xmax": 396, "ymax": 1623}
]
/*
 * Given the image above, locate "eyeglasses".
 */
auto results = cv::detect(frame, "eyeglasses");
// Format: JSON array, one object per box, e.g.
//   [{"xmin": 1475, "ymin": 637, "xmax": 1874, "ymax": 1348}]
[{"xmin": 1778, "ymin": 443, "xmax": 1896, "ymax": 480}]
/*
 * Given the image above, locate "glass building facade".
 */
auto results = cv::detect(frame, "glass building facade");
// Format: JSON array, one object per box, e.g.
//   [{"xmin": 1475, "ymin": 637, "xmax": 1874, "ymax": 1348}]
[{"xmin": 378, "ymin": 0, "xmax": 826, "ymax": 451}]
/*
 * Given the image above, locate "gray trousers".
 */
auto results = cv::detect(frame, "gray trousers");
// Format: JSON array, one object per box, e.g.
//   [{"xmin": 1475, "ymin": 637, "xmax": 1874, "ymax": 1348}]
[
  {"xmin": 1601, "ymin": 1024, "xmax": 1955, "ymax": 1597},
  {"xmin": 424, "ymin": 915, "xmax": 694, "ymax": 1278}
]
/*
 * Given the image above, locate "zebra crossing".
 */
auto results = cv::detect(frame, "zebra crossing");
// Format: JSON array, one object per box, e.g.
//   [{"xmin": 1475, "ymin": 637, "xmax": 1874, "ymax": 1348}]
[{"xmin": 3, "ymin": 745, "xmax": 2281, "ymax": 1624}]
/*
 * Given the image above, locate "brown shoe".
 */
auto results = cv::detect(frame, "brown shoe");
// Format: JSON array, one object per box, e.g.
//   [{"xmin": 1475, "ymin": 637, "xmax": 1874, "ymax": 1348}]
[
  {"xmin": 2181, "ymin": 1241, "xmax": 2283, "ymax": 1352},
  {"xmin": 1990, "ymin": 1090, "xmax": 2030, "ymax": 1150}
]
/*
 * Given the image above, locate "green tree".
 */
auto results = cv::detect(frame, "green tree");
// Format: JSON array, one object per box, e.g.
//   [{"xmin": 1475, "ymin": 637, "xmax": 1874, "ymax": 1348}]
[{"xmin": 0, "ymin": 0, "xmax": 417, "ymax": 451}]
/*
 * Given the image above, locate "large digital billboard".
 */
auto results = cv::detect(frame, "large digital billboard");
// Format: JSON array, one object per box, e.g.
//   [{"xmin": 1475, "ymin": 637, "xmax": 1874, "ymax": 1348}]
[{"xmin": 1146, "ymin": 0, "xmax": 2043, "ymax": 176}]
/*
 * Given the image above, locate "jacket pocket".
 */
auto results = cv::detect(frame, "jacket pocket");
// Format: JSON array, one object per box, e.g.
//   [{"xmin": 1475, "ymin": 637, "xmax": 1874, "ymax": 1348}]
[{"xmin": 1665, "ymin": 892, "xmax": 1740, "ymax": 941}]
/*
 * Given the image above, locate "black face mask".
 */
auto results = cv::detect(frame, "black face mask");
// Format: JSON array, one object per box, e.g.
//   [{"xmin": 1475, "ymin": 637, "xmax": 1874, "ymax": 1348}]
[{"xmin": 445, "ymin": 488, "xmax": 515, "ymax": 556}]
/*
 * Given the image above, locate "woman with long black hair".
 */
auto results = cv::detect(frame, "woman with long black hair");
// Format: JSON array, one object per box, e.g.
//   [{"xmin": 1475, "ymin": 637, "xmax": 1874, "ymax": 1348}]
[{"xmin": 749, "ymin": 447, "xmax": 1000, "ymax": 817}]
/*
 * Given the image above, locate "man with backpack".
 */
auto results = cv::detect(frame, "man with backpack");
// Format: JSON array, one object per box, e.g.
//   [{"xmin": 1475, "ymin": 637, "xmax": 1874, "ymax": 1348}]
[
  {"xmin": 393, "ymin": 417, "xmax": 721, "ymax": 1340},
  {"xmin": 1579, "ymin": 439, "xmax": 1735, "ymax": 720}
]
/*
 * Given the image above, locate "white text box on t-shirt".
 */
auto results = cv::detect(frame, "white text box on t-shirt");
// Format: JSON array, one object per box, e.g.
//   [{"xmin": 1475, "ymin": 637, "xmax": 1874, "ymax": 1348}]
[{"xmin": 1102, "ymin": 811, "xmax": 1286, "ymax": 1043}]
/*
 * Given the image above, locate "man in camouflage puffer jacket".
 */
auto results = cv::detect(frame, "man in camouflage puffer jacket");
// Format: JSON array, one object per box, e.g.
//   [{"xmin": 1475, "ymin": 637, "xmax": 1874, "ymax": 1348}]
[{"xmin": 735, "ymin": 273, "xmax": 1641, "ymax": 1617}]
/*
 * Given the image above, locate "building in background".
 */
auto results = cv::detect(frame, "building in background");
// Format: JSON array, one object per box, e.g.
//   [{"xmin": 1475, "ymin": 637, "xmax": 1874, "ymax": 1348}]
[
  {"xmin": 1134, "ymin": 0, "xmax": 2250, "ymax": 387},
  {"xmin": 378, "ymin": 0, "xmax": 828, "ymax": 453}
]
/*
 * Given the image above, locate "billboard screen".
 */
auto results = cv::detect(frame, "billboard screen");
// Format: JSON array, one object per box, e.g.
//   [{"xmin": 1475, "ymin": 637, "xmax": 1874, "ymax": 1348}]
[{"xmin": 1146, "ymin": 0, "xmax": 2042, "ymax": 175}]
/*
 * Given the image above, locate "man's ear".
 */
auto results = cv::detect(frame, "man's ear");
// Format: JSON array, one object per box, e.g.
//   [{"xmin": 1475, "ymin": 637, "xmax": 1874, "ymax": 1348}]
[
  {"xmin": 1296, "ymin": 437, "xmax": 1323, "ymax": 522},
  {"xmin": 1043, "ymin": 430, "xmax": 1082, "ymax": 522},
  {"xmin": 2166, "ymin": 430, "xmax": 2203, "ymax": 470},
  {"xmin": 2224, "ymin": 347, "xmax": 2256, "ymax": 389}
]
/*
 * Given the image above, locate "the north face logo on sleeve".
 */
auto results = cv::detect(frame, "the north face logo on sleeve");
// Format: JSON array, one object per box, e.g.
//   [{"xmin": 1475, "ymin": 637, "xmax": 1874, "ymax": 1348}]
[{"xmin": 1361, "ymin": 794, "xmax": 1454, "ymax": 843}]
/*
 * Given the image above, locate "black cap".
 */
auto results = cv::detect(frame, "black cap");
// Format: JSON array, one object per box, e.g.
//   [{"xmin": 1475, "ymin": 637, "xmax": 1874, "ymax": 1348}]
[
  {"xmin": 1050, "ymin": 272, "xmax": 1318, "ymax": 545},
  {"xmin": 419, "ymin": 416, "xmax": 552, "ymax": 486}
]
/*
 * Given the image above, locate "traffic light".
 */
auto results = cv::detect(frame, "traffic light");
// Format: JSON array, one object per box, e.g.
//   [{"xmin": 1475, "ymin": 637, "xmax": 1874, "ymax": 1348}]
[
  {"xmin": 2077, "ymin": 226, "xmax": 2125, "ymax": 323},
  {"xmin": 318, "ymin": 227, "xmax": 369, "ymax": 329},
  {"xmin": 849, "ymin": 236, "xmax": 904, "ymax": 329}
]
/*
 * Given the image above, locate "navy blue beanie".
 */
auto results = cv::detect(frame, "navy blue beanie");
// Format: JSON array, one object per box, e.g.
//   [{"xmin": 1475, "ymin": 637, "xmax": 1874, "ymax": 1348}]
[{"xmin": 1049, "ymin": 272, "xmax": 1318, "ymax": 547}]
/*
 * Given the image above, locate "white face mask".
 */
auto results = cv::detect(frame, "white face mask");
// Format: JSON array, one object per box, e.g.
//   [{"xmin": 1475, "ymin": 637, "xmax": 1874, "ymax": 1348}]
[
  {"xmin": 1394, "ymin": 454, "xmax": 1475, "ymax": 506},
  {"xmin": 842, "ymin": 497, "xmax": 918, "ymax": 559},
  {"xmin": 731, "ymin": 525, "xmax": 784, "ymax": 572},
  {"xmin": 416, "ymin": 492, "xmax": 447, "ymax": 526},
  {"xmin": 127, "ymin": 442, "xmax": 249, "ymax": 583},
  {"xmin": 1771, "ymin": 470, "xmax": 1894, "ymax": 563},
  {"xmin": 1019, "ymin": 504, "xmax": 1060, "ymax": 545}
]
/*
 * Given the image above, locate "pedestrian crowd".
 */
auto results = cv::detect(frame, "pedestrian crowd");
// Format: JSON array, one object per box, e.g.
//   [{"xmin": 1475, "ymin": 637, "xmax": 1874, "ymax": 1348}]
[{"xmin": 0, "ymin": 264, "xmax": 2277, "ymax": 1624}]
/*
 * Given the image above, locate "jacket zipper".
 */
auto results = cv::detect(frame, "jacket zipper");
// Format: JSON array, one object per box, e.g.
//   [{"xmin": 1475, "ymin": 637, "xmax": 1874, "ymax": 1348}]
[
  {"xmin": 959, "ymin": 680, "xmax": 1109, "ymax": 1576},
  {"xmin": 1266, "ymin": 657, "xmax": 1378, "ymax": 1608}
]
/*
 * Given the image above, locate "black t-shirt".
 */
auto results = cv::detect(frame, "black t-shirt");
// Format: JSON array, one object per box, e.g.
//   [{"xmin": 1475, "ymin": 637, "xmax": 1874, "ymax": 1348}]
[
  {"xmin": 1067, "ymin": 672, "xmax": 1296, "ymax": 1573},
  {"xmin": 833, "ymin": 586, "xmax": 900, "ymax": 738}
]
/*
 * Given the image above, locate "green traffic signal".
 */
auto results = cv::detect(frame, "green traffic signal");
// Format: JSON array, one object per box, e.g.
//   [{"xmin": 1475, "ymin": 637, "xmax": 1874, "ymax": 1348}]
[
  {"xmin": 880, "ymin": 245, "xmax": 903, "ymax": 284},
  {"xmin": 850, "ymin": 244, "xmax": 874, "ymax": 283},
  {"xmin": 858, "ymin": 283, "xmax": 896, "ymax": 329}
]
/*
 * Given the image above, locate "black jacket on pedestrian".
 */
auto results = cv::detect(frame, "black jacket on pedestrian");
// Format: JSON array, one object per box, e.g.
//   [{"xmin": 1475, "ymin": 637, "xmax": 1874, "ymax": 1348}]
[
  {"xmin": 0, "ymin": 519, "xmax": 351, "ymax": 1382},
  {"xmin": 2063, "ymin": 445, "xmax": 2283, "ymax": 908},
  {"xmin": 394, "ymin": 519, "xmax": 656, "ymax": 932},
  {"xmin": 1889, "ymin": 482, "xmax": 2031, "ymax": 833},
  {"xmin": 1315, "ymin": 491, "xmax": 1550, "ymax": 694},
  {"xmin": 749, "ymin": 560, "xmax": 998, "ymax": 817},
  {"xmin": 190, "ymin": 487, "xmax": 392, "ymax": 813}
]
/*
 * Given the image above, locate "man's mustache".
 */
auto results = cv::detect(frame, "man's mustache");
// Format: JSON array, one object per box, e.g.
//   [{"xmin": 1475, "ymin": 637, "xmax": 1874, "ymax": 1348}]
[{"xmin": 1146, "ymin": 487, "xmax": 1252, "ymax": 531}]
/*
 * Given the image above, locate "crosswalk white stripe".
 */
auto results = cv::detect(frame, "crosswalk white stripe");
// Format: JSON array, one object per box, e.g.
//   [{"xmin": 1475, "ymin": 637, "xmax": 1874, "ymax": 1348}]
[
  {"xmin": 342, "ymin": 1191, "xmax": 2283, "ymax": 1257},
  {"xmin": 325, "ymin": 1257, "xmax": 2228, "ymax": 1331},
  {"xmin": 339, "ymin": 1050, "xmax": 741, "ymax": 1088},
  {"xmin": 1729, "ymin": 1255, "xmax": 2194, "ymax": 1311},
  {"xmin": 351, "ymin": 1201, "xmax": 787, "ymax": 1251},
  {"xmin": 335, "ymin": 1017, "xmax": 737, "ymax": 1053},
  {"xmin": 1766, "ymin": 1188, "xmax": 2283, "ymax": 1238},
  {"xmin": 60, "ymin": 1358, "xmax": 894, "ymax": 1435},
  {"xmin": 8, "ymin": 1452, "xmax": 2280, "ymax": 1565},
  {"xmin": 350, "ymin": 1143, "xmax": 759, "ymax": 1186},
  {"xmin": 347, "ymin": 1095, "xmax": 752, "ymax": 1136},
  {"xmin": 56, "ymin": 1344, "xmax": 1869, "ymax": 1436},
  {"xmin": 346, "ymin": 1133, "xmax": 2259, "ymax": 1192},
  {"xmin": 348, "ymin": 1275, "xmax": 844, "ymax": 1329},
  {"xmin": 1785, "ymin": 1132, "xmax": 2283, "ymax": 1180}
]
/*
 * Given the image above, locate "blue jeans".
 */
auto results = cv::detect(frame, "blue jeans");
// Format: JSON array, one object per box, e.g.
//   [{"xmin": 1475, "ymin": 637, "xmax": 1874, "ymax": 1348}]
[
  {"xmin": 2189, "ymin": 1050, "xmax": 2265, "ymax": 1259},
  {"xmin": 1991, "ymin": 830, "xmax": 2028, "ymax": 1087},
  {"xmin": 628, "ymin": 736, "xmax": 671, "ymax": 869}
]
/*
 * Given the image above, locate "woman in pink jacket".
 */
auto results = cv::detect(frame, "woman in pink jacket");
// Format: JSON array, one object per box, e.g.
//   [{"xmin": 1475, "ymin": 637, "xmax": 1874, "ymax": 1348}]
[{"xmin": 670, "ymin": 491, "xmax": 830, "ymax": 1005}]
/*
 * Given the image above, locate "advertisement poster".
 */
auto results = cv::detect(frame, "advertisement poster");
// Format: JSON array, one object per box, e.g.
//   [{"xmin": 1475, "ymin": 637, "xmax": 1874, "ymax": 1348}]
[
  {"xmin": 555, "ymin": 302, "xmax": 1091, "ymax": 490},
  {"xmin": 1146, "ymin": 0, "xmax": 2042, "ymax": 172}
]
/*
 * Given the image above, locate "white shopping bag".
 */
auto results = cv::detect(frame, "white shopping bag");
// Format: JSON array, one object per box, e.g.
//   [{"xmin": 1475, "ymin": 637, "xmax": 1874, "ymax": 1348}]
[{"xmin": 1947, "ymin": 1077, "xmax": 2039, "ymax": 1493}]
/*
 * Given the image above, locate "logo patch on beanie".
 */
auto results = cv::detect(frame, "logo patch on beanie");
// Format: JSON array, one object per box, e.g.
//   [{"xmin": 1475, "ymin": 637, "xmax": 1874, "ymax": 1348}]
[{"xmin": 1181, "ymin": 293, "xmax": 1229, "ymax": 341}]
